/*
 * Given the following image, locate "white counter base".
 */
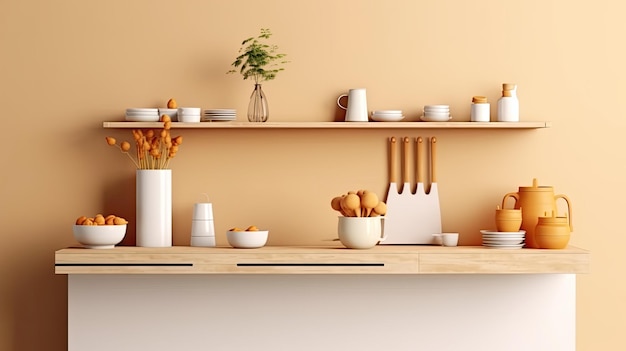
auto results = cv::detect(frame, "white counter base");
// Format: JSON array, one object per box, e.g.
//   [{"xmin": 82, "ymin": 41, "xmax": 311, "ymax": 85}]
[{"xmin": 68, "ymin": 274, "xmax": 575, "ymax": 351}]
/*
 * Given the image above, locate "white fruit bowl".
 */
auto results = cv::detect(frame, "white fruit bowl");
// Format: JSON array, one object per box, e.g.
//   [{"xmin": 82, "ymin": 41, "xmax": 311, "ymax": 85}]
[
  {"xmin": 73, "ymin": 224, "xmax": 127, "ymax": 249},
  {"xmin": 226, "ymin": 230, "xmax": 269, "ymax": 248}
]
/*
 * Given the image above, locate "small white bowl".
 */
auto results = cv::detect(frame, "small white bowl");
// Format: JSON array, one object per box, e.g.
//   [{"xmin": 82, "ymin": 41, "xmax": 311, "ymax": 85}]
[
  {"xmin": 178, "ymin": 114, "xmax": 201, "ymax": 122},
  {"xmin": 178, "ymin": 107, "xmax": 201, "ymax": 115},
  {"xmin": 158, "ymin": 108, "xmax": 178, "ymax": 121},
  {"xmin": 372, "ymin": 110, "xmax": 402, "ymax": 115},
  {"xmin": 423, "ymin": 111, "xmax": 450, "ymax": 119},
  {"xmin": 73, "ymin": 224, "xmax": 127, "ymax": 249},
  {"xmin": 226, "ymin": 230, "xmax": 269, "ymax": 248},
  {"xmin": 371, "ymin": 114, "xmax": 405, "ymax": 122},
  {"xmin": 423, "ymin": 104, "xmax": 449, "ymax": 110}
]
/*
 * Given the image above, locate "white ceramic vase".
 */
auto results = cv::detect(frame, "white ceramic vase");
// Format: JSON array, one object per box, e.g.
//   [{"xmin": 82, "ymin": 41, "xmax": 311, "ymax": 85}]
[{"xmin": 136, "ymin": 169, "xmax": 172, "ymax": 247}]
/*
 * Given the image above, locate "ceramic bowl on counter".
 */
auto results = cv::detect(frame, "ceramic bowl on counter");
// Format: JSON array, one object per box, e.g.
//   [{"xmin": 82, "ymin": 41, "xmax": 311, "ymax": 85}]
[
  {"xmin": 73, "ymin": 224, "xmax": 127, "ymax": 249},
  {"xmin": 226, "ymin": 229, "xmax": 269, "ymax": 249}
]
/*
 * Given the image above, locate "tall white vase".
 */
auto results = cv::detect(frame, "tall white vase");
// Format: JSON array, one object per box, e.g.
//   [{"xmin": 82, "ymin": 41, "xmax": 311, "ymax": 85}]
[{"xmin": 136, "ymin": 169, "xmax": 172, "ymax": 247}]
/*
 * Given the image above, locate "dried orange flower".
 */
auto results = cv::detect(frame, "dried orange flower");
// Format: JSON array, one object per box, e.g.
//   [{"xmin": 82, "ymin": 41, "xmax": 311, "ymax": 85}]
[
  {"xmin": 105, "ymin": 137, "xmax": 116, "ymax": 145},
  {"xmin": 106, "ymin": 119, "xmax": 183, "ymax": 169}
]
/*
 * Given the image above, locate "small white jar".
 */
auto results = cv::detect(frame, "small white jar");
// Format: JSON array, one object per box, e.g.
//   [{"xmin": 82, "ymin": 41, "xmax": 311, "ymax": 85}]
[{"xmin": 470, "ymin": 96, "xmax": 490, "ymax": 122}]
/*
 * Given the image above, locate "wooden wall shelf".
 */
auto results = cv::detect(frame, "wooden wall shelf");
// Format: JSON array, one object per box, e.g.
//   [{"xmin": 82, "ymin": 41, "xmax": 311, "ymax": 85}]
[
  {"xmin": 55, "ymin": 245, "xmax": 589, "ymax": 275},
  {"xmin": 102, "ymin": 121, "xmax": 551, "ymax": 129}
]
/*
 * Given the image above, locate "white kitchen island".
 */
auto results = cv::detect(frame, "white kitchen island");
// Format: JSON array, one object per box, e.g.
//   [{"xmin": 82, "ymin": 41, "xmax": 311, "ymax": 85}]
[{"xmin": 56, "ymin": 245, "xmax": 589, "ymax": 351}]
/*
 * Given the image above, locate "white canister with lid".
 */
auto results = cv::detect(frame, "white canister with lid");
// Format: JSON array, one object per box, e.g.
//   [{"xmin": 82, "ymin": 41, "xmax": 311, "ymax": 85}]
[{"xmin": 470, "ymin": 96, "xmax": 490, "ymax": 122}]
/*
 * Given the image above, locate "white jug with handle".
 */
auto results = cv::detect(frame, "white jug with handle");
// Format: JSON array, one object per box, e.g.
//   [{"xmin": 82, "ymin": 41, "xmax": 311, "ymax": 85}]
[{"xmin": 337, "ymin": 88, "xmax": 368, "ymax": 122}]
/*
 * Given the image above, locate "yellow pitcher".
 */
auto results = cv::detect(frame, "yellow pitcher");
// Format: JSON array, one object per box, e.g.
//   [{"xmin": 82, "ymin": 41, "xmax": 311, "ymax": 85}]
[{"xmin": 501, "ymin": 178, "xmax": 572, "ymax": 248}]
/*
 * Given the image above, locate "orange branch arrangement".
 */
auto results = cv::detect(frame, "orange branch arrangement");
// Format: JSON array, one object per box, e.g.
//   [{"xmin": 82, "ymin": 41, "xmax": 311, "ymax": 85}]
[{"xmin": 105, "ymin": 115, "xmax": 183, "ymax": 170}]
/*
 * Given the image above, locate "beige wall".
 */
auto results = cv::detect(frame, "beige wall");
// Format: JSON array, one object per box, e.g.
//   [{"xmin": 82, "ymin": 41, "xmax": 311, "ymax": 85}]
[{"xmin": 1, "ymin": 0, "xmax": 623, "ymax": 349}]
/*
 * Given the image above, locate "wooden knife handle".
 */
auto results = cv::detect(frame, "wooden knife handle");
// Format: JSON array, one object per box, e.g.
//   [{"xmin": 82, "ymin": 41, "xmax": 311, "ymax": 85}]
[
  {"xmin": 402, "ymin": 137, "xmax": 410, "ymax": 183},
  {"xmin": 389, "ymin": 137, "xmax": 397, "ymax": 183},
  {"xmin": 431, "ymin": 137, "xmax": 437, "ymax": 182},
  {"xmin": 416, "ymin": 137, "xmax": 424, "ymax": 183}
]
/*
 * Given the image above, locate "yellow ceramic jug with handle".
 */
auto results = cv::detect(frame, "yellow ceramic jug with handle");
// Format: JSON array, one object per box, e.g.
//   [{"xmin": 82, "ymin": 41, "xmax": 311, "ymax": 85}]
[{"xmin": 501, "ymin": 178, "xmax": 572, "ymax": 248}]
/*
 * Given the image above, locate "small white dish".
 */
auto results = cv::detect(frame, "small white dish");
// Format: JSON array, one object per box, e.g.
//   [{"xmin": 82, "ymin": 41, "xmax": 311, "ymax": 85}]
[
  {"xmin": 125, "ymin": 114, "xmax": 160, "ymax": 122},
  {"xmin": 372, "ymin": 110, "xmax": 402, "ymax": 115},
  {"xmin": 371, "ymin": 114, "xmax": 405, "ymax": 122},
  {"xmin": 482, "ymin": 238, "xmax": 525, "ymax": 244},
  {"xmin": 480, "ymin": 230, "xmax": 526, "ymax": 235},
  {"xmin": 483, "ymin": 243, "xmax": 525, "ymax": 249},
  {"xmin": 420, "ymin": 115, "xmax": 452, "ymax": 122},
  {"xmin": 126, "ymin": 108, "xmax": 158, "ymax": 113},
  {"xmin": 423, "ymin": 105, "xmax": 450, "ymax": 110},
  {"xmin": 204, "ymin": 109, "xmax": 236, "ymax": 113}
]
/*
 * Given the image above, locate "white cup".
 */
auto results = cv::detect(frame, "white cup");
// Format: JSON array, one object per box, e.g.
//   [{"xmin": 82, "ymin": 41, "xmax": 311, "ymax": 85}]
[
  {"xmin": 337, "ymin": 216, "xmax": 386, "ymax": 249},
  {"xmin": 470, "ymin": 103, "xmax": 490, "ymax": 122},
  {"xmin": 337, "ymin": 88, "xmax": 368, "ymax": 122},
  {"xmin": 441, "ymin": 233, "xmax": 459, "ymax": 247}
]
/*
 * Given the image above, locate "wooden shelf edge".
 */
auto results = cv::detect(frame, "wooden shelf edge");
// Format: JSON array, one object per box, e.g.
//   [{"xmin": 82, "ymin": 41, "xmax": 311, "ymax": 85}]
[
  {"xmin": 55, "ymin": 245, "xmax": 588, "ymax": 275},
  {"xmin": 102, "ymin": 121, "xmax": 551, "ymax": 129}
]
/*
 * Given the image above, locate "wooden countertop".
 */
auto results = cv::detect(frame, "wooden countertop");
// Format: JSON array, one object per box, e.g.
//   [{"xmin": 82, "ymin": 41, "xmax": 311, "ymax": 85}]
[{"xmin": 54, "ymin": 245, "xmax": 590, "ymax": 275}]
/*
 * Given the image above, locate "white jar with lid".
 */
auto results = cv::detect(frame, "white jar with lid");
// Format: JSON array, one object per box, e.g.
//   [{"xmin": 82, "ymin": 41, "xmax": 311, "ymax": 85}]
[
  {"xmin": 470, "ymin": 96, "xmax": 490, "ymax": 122},
  {"xmin": 497, "ymin": 83, "xmax": 519, "ymax": 122}
]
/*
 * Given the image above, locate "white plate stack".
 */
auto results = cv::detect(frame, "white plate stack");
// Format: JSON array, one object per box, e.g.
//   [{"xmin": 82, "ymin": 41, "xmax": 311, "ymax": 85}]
[
  {"xmin": 421, "ymin": 105, "xmax": 452, "ymax": 122},
  {"xmin": 480, "ymin": 230, "xmax": 526, "ymax": 249},
  {"xmin": 370, "ymin": 110, "xmax": 405, "ymax": 122},
  {"xmin": 202, "ymin": 109, "xmax": 236, "ymax": 122},
  {"xmin": 125, "ymin": 108, "xmax": 159, "ymax": 122}
]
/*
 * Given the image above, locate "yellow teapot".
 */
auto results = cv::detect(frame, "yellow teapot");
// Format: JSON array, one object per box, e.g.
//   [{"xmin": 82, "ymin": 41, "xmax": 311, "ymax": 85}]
[{"xmin": 502, "ymin": 178, "xmax": 572, "ymax": 248}]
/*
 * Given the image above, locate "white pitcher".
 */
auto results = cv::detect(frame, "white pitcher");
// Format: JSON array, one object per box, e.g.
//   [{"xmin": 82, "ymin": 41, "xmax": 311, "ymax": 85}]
[{"xmin": 337, "ymin": 88, "xmax": 368, "ymax": 122}]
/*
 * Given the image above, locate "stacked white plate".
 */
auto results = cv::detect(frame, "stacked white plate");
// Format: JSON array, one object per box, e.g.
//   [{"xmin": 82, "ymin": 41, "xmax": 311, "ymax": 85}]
[
  {"xmin": 125, "ymin": 108, "xmax": 159, "ymax": 122},
  {"xmin": 370, "ymin": 110, "xmax": 404, "ymax": 122},
  {"xmin": 202, "ymin": 109, "xmax": 236, "ymax": 122},
  {"xmin": 480, "ymin": 230, "xmax": 526, "ymax": 249},
  {"xmin": 421, "ymin": 105, "xmax": 452, "ymax": 122}
]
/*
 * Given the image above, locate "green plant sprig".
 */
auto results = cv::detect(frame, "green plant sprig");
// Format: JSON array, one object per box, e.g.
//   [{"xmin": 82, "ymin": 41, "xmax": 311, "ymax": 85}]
[{"xmin": 227, "ymin": 28, "xmax": 289, "ymax": 84}]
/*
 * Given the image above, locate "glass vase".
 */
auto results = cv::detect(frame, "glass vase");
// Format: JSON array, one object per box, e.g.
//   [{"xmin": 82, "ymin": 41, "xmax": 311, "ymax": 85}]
[{"xmin": 248, "ymin": 84, "xmax": 269, "ymax": 122}]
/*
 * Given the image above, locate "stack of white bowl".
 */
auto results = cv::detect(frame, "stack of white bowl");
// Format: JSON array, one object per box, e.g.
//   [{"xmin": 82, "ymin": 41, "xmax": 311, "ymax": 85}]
[
  {"xmin": 202, "ymin": 109, "xmax": 236, "ymax": 122},
  {"xmin": 177, "ymin": 107, "xmax": 201, "ymax": 122},
  {"xmin": 370, "ymin": 110, "xmax": 405, "ymax": 122},
  {"xmin": 158, "ymin": 108, "xmax": 178, "ymax": 121},
  {"xmin": 421, "ymin": 105, "xmax": 452, "ymax": 122},
  {"xmin": 125, "ymin": 108, "xmax": 159, "ymax": 122},
  {"xmin": 480, "ymin": 230, "xmax": 526, "ymax": 249}
]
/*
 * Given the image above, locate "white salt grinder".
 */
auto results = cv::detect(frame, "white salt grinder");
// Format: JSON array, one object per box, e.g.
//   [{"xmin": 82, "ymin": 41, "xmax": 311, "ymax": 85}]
[{"xmin": 190, "ymin": 202, "xmax": 215, "ymax": 247}]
